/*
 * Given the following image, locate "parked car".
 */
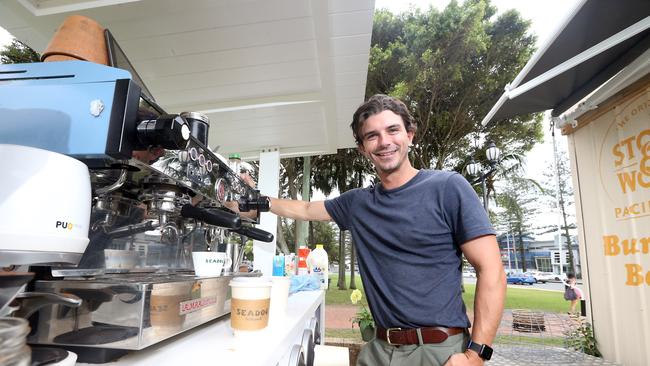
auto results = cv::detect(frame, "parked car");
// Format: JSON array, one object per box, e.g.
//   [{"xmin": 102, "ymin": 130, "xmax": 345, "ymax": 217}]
[
  {"xmin": 553, "ymin": 273, "xmax": 568, "ymax": 282},
  {"xmin": 525, "ymin": 271, "xmax": 555, "ymax": 284},
  {"xmin": 506, "ymin": 272, "xmax": 536, "ymax": 285}
]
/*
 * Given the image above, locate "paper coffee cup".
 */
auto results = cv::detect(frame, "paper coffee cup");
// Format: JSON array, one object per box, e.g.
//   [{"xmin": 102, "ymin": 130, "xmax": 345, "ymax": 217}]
[
  {"xmin": 192, "ymin": 251, "xmax": 232, "ymax": 277},
  {"xmin": 269, "ymin": 276, "xmax": 291, "ymax": 323},
  {"xmin": 229, "ymin": 277, "xmax": 272, "ymax": 334}
]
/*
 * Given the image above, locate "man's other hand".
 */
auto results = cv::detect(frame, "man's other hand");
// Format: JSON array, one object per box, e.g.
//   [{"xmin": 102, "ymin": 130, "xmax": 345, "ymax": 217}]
[{"xmin": 444, "ymin": 350, "xmax": 484, "ymax": 366}]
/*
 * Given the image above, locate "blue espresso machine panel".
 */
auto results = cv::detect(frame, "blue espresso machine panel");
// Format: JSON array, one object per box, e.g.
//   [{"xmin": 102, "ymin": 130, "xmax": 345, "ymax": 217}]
[{"xmin": 0, "ymin": 61, "xmax": 143, "ymax": 165}]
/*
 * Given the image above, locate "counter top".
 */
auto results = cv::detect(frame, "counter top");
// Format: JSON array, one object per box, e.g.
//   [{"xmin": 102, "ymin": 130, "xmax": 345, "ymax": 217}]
[{"xmin": 79, "ymin": 290, "xmax": 324, "ymax": 365}]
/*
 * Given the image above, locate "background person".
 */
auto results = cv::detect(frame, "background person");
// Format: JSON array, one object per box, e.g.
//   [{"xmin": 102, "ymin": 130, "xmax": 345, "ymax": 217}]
[{"xmin": 564, "ymin": 273, "xmax": 583, "ymax": 315}]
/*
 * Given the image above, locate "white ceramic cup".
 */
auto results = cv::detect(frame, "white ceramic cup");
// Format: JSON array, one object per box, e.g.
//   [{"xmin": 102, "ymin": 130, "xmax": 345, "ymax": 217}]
[
  {"xmin": 229, "ymin": 277, "xmax": 272, "ymax": 335},
  {"xmin": 269, "ymin": 276, "xmax": 291, "ymax": 323},
  {"xmin": 192, "ymin": 251, "xmax": 232, "ymax": 277}
]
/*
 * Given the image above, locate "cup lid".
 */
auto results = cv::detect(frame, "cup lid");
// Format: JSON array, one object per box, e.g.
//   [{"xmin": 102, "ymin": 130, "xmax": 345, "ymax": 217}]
[
  {"xmin": 229, "ymin": 277, "xmax": 271, "ymax": 288},
  {"xmin": 269, "ymin": 276, "xmax": 291, "ymax": 282}
]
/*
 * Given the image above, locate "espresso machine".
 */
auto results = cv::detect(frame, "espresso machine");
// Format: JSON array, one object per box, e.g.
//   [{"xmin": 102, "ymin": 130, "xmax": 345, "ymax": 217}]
[{"xmin": 0, "ymin": 27, "xmax": 272, "ymax": 363}]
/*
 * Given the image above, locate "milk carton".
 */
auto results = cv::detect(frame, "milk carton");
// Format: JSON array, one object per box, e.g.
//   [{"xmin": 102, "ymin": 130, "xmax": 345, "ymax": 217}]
[{"xmin": 307, "ymin": 244, "xmax": 329, "ymax": 289}]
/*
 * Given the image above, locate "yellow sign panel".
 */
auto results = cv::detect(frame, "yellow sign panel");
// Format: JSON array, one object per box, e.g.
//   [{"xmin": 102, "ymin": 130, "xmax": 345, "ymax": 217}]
[{"xmin": 595, "ymin": 93, "xmax": 650, "ymax": 286}]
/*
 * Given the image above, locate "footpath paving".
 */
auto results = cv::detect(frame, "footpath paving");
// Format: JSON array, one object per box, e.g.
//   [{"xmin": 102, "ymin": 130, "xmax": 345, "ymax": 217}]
[
  {"xmin": 324, "ymin": 305, "xmax": 620, "ymax": 365},
  {"xmin": 325, "ymin": 304, "xmax": 359, "ymax": 329}
]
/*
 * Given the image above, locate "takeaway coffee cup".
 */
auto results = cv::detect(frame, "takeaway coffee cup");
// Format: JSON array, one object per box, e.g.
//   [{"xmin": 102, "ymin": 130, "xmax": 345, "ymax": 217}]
[
  {"xmin": 269, "ymin": 276, "xmax": 291, "ymax": 323},
  {"xmin": 229, "ymin": 277, "xmax": 272, "ymax": 335},
  {"xmin": 192, "ymin": 251, "xmax": 232, "ymax": 277}
]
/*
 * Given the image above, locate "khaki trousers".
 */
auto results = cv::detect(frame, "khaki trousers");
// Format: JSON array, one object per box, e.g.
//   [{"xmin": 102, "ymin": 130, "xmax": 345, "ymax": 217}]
[{"xmin": 356, "ymin": 332, "xmax": 468, "ymax": 366}]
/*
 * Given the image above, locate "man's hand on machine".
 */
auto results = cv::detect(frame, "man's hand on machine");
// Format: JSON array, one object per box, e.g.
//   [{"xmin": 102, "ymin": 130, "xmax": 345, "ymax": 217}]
[
  {"xmin": 235, "ymin": 172, "xmax": 271, "ymax": 212},
  {"xmin": 223, "ymin": 172, "xmax": 270, "ymax": 218},
  {"xmin": 239, "ymin": 171, "xmax": 256, "ymax": 188},
  {"xmin": 238, "ymin": 196, "xmax": 271, "ymax": 212}
]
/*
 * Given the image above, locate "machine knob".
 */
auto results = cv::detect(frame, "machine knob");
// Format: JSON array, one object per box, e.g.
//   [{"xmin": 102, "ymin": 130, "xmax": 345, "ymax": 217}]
[{"xmin": 136, "ymin": 114, "xmax": 191, "ymax": 150}]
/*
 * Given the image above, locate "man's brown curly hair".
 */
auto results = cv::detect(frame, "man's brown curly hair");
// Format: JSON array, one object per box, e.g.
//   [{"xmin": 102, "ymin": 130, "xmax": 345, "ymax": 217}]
[{"xmin": 350, "ymin": 94, "xmax": 417, "ymax": 145}]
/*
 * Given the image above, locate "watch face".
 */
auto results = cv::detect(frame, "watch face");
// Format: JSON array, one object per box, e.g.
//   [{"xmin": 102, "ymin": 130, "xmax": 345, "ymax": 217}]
[
  {"xmin": 468, "ymin": 341, "xmax": 493, "ymax": 361},
  {"xmin": 481, "ymin": 345, "xmax": 493, "ymax": 360}
]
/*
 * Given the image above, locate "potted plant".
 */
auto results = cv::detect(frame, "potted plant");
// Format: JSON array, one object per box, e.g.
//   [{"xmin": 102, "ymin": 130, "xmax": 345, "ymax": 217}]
[{"xmin": 350, "ymin": 289, "xmax": 375, "ymax": 341}]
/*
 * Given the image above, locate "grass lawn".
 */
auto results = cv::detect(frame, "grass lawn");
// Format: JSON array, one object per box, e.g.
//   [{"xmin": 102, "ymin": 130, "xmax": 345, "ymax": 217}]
[
  {"xmin": 325, "ymin": 329, "xmax": 363, "ymax": 342},
  {"xmin": 326, "ymin": 274, "xmax": 367, "ymax": 305},
  {"xmin": 327, "ymin": 274, "xmax": 566, "ymax": 313},
  {"xmin": 495, "ymin": 334, "xmax": 565, "ymax": 347},
  {"xmin": 463, "ymin": 284, "xmax": 568, "ymax": 313}
]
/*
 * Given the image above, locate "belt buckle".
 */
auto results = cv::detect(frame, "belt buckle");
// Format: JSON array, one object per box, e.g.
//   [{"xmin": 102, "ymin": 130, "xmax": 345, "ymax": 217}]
[{"xmin": 386, "ymin": 327, "xmax": 402, "ymax": 345}]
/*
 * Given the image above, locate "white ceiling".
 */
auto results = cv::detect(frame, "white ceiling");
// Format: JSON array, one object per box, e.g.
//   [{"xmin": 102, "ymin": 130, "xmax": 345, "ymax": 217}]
[{"xmin": 0, "ymin": 0, "xmax": 374, "ymax": 160}]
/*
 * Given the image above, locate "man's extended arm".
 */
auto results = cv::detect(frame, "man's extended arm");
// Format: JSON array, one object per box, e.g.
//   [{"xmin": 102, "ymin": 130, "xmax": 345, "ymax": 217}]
[
  {"xmin": 447, "ymin": 234, "xmax": 506, "ymax": 366},
  {"xmin": 229, "ymin": 173, "xmax": 332, "ymax": 222},
  {"xmin": 269, "ymin": 198, "xmax": 332, "ymax": 221}
]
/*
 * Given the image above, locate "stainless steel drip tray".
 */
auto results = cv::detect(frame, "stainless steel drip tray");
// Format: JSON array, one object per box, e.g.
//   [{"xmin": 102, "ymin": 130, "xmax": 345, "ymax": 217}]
[
  {"xmin": 90, "ymin": 271, "xmax": 199, "ymax": 283},
  {"xmin": 29, "ymin": 273, "xmax": 258, "ymax": 351}
]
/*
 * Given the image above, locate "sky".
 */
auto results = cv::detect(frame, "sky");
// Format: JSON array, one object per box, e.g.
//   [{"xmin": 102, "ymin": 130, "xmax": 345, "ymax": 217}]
[{"xmin": 0, "ymin": 1, "xmax": 581, "ymax": 238}]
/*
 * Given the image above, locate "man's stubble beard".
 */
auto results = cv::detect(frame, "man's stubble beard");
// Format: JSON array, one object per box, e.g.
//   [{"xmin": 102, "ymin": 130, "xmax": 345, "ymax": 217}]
[{"xmin": 372, "ymin": 148, "xmax": 409, "ymax": 176}]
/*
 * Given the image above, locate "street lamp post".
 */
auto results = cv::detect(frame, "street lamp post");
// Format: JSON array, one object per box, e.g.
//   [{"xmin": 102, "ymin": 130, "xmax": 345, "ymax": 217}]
[
  {"xmin": 465, "ymin": 141, "xmax": 500, "ymax": 212},
  {"xmin": 505, "ymin": 229, "xmax": 512, "ymax": 271}
]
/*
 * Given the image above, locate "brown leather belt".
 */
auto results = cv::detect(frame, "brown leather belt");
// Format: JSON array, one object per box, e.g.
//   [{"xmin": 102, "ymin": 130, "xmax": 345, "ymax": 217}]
[{"xmin": 376, "ymin": 326, "xmax": 465, "ymax": 346}]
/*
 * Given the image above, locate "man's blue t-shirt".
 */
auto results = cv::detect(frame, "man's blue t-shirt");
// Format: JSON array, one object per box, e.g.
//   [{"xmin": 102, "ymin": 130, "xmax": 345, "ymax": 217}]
[{"xmin": 324, "ymin": 170, "xmax": 495, "ymax": 329}]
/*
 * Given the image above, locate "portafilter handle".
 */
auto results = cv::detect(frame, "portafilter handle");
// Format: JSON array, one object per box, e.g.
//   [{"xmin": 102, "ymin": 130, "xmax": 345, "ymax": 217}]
[
  {"xmin": 180, "ymin": 204, "xmax": 242, "ymax": 230},
  {"xmin": 232, "ymin": 226, "xmax": 274, "ymax": 242}
]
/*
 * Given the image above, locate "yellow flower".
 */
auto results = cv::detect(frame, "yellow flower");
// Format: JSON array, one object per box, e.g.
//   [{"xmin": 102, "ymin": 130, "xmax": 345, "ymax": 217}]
[{"xmin": 350, "ymin": 289, "xmax": 363, "ymax": 304}]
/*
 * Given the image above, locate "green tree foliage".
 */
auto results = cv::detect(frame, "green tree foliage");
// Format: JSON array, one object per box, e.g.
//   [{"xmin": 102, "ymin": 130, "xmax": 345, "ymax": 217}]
[
  {"xmin": 496, "ymin": 176, "xmax": 542, "ymax": 272},
  {"xmin": 1, "ymin": 39, "xmax": 40, "ymax": 64},
  {"xmin": 367, "ymin": 1, "xmax": 543, "ymax": 172},
  {"xmin": 282, "ymin": 220, "xmax": 339, "ymax": 263}
]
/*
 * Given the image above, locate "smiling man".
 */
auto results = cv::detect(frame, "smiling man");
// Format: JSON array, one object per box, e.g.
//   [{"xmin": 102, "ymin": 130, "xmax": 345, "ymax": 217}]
[{"xmin": 244, "ymin": 94, "xmax": 505, "ymax": 366}]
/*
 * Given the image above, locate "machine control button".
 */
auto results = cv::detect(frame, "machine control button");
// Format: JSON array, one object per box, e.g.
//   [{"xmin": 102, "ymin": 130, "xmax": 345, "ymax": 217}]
[
  {"xmin": 89, "ymin": 99, "xmax": 104, "ymax": 117},
  {"xmin": 214, "ymin": 178, "xmax": 226, "ymax": 203},
  {"xmin": 181, "ymin": 124, "xmax": 190, "ymax": 141},
  {"xmin": 189, "ymin": 147, "xmax": 198, "ymax": 161}
]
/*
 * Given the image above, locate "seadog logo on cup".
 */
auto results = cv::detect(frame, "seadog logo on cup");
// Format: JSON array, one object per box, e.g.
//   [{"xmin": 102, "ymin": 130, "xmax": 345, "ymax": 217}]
[
  {"xmin": 236, "ymin": 308, "xmax": 268, "ymax": 317},
  {"xmin": 55, "ymin": 221, "xmax": 74, "ymax": 231},
  {"xmin": 205, "ymin": 258, "xmax": 225, "ymax": 264}
]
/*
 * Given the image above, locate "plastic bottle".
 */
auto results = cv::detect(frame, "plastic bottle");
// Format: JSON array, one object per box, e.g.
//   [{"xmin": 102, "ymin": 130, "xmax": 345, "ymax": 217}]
[
  {"xmin": 297, "ymin": 246, "xmax": 310, "ymax": 275},
  {"xmin": 228, "ymin": 153, "xmax": 241, "ymax": 174},
  {"xmin": 272, "ymin": 254, "xmax": 285, "ymax": 276},
  {"xmin": 307, "ymin": 244, "xmax": 329, "ymax": 289}
]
